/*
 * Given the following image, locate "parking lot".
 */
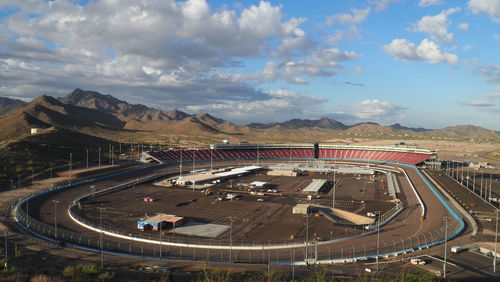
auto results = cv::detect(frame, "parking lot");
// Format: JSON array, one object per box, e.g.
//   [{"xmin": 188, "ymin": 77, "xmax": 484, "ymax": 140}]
[{"xmin": 77, "ymin": 169, "xmax": 397, "ymax": 243}]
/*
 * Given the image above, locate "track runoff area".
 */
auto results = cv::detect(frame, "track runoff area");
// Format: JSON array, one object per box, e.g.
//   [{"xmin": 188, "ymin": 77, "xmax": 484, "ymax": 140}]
[{"xmin": 16, "ymin": 143, "xmax": 467, "ymax": 266}]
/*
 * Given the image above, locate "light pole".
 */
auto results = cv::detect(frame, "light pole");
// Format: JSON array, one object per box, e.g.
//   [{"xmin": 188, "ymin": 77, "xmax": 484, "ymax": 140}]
[
  {"xmin": 52, "ymin": 200, "xmax": 60, "ymax": 239},
  {"xmin": 86, "ymin": 149, "xmax": 89, "ymax": 169},
  {"xmin": 443, "ymin": 216, "xmax": 449, "ymax": 279},
  {"xmin": 4, "ymin": 229, "xmax": 7, "ymax": 269},
  {"xmin": 192, "ymin": 150, "xmax": 196, "ymax": 171},
  {"xmin": 179, "ymin": 148, "xmax": 183, "ymax": 178},
  {"xmin": 376, "ymin": 210, "xmax": 381, "ymax": 272},
  {"xmin": 26, "ymin": 196, "xmax": 29, "ymax": 228},
  {"xmin": 17, "ymin": 174, "xmax": 20, "ymax": 189},
  {"xmin": 69, "ymin": 153, "xmax": 72, "ymax": 172},
  {"xmin": 332, "ymin": 170, "xmax": 336, "ymax": 209},
  {"xmin": 489, "ymin": 173, "xmax": 493, "ymax": 201},
  {"xmin": 10, "ymin": 180, "xmax": 14, "ymax": 209},
  {"xmin": 226, "ymin": 216, "xmax": 236, "ymax": 261},
  {"xmin": 481, "ymin": 172, "xmax": 484, "ymax": 198},
  {"xmin": 494, "ymin": 209, "xmax": 499, "ymax": 273},
  {"xmin": 97, "ymin": 206, "xmax": 105, "ymax": 268},
  {"xmin": 257, "ymin": 144, "xmax": 260, "ymax": 166},
  {"xmin": 98, "ymin": 147, "xmax": 101, "ymax": 167},
  {"xmin": 210, "ymin": 149, "xmax": 213, "ymax": 171},
  {"xmin": 304, "ymin": 212, "xmax": 310, "ymax": 261},
  {"xmin": 158, "ymin": 221, "xmax": 162, "ymax": 258}
]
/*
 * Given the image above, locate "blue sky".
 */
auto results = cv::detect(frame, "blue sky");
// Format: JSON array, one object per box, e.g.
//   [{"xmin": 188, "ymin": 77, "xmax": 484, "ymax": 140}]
[{"xmin": 0, "ymin": 0, "xmax": 499, "ymax": 130}]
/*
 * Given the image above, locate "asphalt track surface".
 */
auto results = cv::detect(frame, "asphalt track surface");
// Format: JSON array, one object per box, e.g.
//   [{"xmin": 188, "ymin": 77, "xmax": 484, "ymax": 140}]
[{"xmin": 27, "ymin": 160, "xmax": 464, "ymax": 263}]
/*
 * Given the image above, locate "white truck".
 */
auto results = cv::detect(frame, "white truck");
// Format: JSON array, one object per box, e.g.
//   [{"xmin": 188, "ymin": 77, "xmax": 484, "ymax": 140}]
[
  {"xmin": 410, "ymin": 258, "xmax": 426, "ymax": 265},
  {"xmin": 451, "ymin": 246, "xmax": 464, "ymax": 253}
]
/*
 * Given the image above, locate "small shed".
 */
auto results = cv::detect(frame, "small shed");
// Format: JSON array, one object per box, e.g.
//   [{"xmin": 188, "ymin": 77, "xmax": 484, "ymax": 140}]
[
  {"xmin": 30, "ymin": 128, "xmax": 43, "ymax": 134},
  {"xmin": 302, "ymin": 179, "xmax": 329, "ymax": 194},
  {"xmin": 250, "ymin": 181, "xmax": 267, "ymax": 187},
  {"xmin": 137, "ymin": 213, "xmax": 185, "ymax": 231},
  {"xmin": 293, "ymin": 204, "xmax": 310, "ymax": 214}
]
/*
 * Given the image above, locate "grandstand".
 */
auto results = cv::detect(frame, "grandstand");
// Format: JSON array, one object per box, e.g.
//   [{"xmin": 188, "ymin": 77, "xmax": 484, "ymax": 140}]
[{"xmin": 146, "ymin": 143, "xmax": 436, "ymax": 165}]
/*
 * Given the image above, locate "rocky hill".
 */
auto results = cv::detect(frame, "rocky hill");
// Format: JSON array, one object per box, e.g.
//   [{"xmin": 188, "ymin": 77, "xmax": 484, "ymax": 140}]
[
  {"xmin": 428, "ymin": 125, "xmax": 500, "ymax": 139},
  {"xmin": 248, "ymin": 118, "xmax": 348, "ymax": 130},
  {"xmin": 0, "ymin": 95, "xmax": 125, "ymax": 142},
  {"xmin": 0, "ymin": 97, "xmax": 26, "ymax": 115},
  {"xmin": 59, "ymin": 88, "xmax": 190, "ymax": 122}
]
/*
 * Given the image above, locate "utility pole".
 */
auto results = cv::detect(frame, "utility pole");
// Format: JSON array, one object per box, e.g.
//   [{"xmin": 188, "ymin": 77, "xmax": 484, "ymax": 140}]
[
  {"xmin": 69, "ymin": 153, "xmax": 72, "ymax": 172},
  {"xmin": 98, "ymin": 147, "xmax": 101, "ymax": 167},
  {"xmin": 376, "ymin": 210, "xmax": 381, "ymax": 272},
  {"xmin": 52, "ymin": 200, "xmax": 60, "ymax": 239},
  {"xmin": 18, "ymin": 174, "xmax": 20, "ymax": 189},
  {"xmin": 443, "ymin": 216, "xmax": 449, "ymax": 279},
  {"xmin": 86, "ymin": 149, "xmax": 89, "ymax": 169}
]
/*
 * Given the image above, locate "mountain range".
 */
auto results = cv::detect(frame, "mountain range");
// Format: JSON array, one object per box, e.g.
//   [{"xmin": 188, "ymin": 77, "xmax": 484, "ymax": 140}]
[
  {"xmin": 0, "ymin": 88, "xmax": 498, "ymax": 187},
  {"xmin": 0, "ymin": 88, "xmax": 499, "ymax": 145}
]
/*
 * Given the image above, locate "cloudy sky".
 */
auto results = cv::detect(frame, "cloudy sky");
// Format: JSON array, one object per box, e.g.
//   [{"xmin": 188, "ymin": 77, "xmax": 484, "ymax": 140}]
[{"xmin": 0, "ymin": 0, "xmax": 499, "ymax": 129}]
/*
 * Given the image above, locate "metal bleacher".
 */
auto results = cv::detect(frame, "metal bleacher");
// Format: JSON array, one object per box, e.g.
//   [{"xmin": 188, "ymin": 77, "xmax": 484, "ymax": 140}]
[{"xmin": 147, "ymin": 144, "xmax": 435, "ymax": 165}]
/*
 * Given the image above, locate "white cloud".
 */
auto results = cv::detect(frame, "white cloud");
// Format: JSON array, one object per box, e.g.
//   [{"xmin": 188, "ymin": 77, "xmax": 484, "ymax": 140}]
[
  {"xmin": 413, "ymin": 8, "xmax": 461, "ymax": 42},
  {"xmin": 458, "ymin": 22, "xmax": 469, "ymax": 31},
  {"xmin": 262, "ymin": 48, "xmax": 361, "ymax": 84},
  {"xmin": 371, "ymin": 0, "xmax": 400, "ymax": 11},
  {"xmin": 185, "ymin": 89, "xmax": 327, "ymax": 123},
  {"xmin": 383, "ymin": 38, "xmax": 458, "ymax": 64},
  {"xmin": 332, "ymin": 99, "xmax": 407, "ymax": 123},
  {"xmin": 494, "ymin": 34, "xmax": 500, "ymax": 41},
  {"xmin": 0, "ymin": 0, "xmax": 335, "ymax": 115},
  {"xmin": 468, "ymin": 0, "xmax": 500, "ymax": 22},
  {"xmin": 326, "ymin": 8, "xmax": 370, "ymax": 25},
  {"xmin": 475, "ymin": 64, "xmax": 500, "ymax": 83},
  {"xmin": 324, "ymin": 26, "xmax": 362, "ymax": 46},
  {"xmin": 418, "ymin": 0, "xmax": 443, "ymax": 7},
  {"xmin": 461, "ymin": 93, "xmax": 500, "ymax": 107},
  {"xmin": 462, "ymin": 44, "xmax": 473, "ymax": 51}
]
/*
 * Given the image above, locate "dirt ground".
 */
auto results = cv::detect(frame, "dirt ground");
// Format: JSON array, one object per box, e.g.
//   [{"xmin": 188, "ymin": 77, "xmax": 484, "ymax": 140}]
[{"xmin": 77, "ymin": 170, "xmax": 398, "ymax": 243}]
